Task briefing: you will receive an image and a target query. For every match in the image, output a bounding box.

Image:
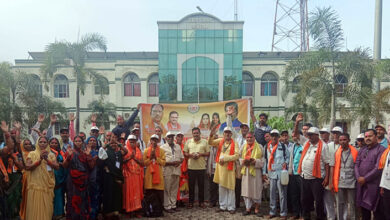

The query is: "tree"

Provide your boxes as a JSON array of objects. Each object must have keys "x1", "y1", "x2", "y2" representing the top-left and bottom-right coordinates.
[
  {"x1": 40, "y1": 33, "x2": 108, "y2": 133},
  {"x1": 267, "y1": 116, "x2": 294, "y2": 132},
  {"x1": 85, "y1": 100, "x2": 116, "y2": 129}
]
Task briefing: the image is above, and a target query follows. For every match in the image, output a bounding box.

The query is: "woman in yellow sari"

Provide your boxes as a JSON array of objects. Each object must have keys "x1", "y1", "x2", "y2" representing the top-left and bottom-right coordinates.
[
  {"x1": 19, "y1": 139, "x2": 34, "y2": 220},
  {"x1": 25, "y1": 136, "x2": 59, "y2": 220}
]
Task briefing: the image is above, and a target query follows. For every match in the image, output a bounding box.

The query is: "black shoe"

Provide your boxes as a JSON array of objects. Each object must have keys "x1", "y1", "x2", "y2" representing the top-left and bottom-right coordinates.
[{"x1": 242, "y1": 210, "x2": 250, "y2": 216}]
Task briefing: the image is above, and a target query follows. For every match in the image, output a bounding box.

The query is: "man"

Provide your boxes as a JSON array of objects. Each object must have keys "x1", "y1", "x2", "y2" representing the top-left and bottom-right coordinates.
[
  {"x1": 219, "y1": 102, "x2": 242, "y2": 133},
  {"x1": 288, "y1": 132, "x2": 303, "y2": 219},
  {"x1": 375, "y1": 124, "x2": 388, "y2": 148},
  {"x1": 161, "y1": 132, "x2": 184, "y2": 213},
  {"x1": 209, "y1": 126, "x2": 239, "y2": 214},
  {"x1": 354, "y1": 129, "x2": 385, "y2": 220},
  {"x1": 145, "y1": 104, "x2": 167, "y2": 140},
  {"x1": 264, "y1": 129, "x2": 289, "y2": 219},
  {"x1": 379, "y1": 144, "x2": 390, "y2": 220},
  {"x1": 183, "y1": 127, "x2": 210, "y2": 208},
  {"x1": 207, "y1": 132, "x2": 219, "y2": 207},
  {"x1": 297, "y1": 127, "x2": 329, "y2": 220},
  {"x1": 280, "y1": 130, "x2": 294, "y2": 154},
  {"x1": 356, "y1": 133, "x2": 365, "y2": 150},
  {"x1": 112, "y1": 103, "x2": 140, "y2": 139},
  {"x1": 59, "y1": 127, "x2": 73, "y2": 153},
  {"x1": 251, "y1": 104, "x2": 272, "y2": 147},
  {"x1": 143, "y1": 134, "x2": 166, "y2": 217},
  {"x1": 324, "y1": 126, "x2": 343, "y2": 220},
  {"x1": 329, "y1": 133, "x2": 358, "y2": 220},
  {"x1": 132, "y1": 127, "x2": 146, "y2": 153},
  {"x1": 320, "y1": 128, "x2": 330, "y2": 144},
  {"x1": 292, "y1": 113, "x2": 312, "y2": 146},
  {"x1": 166, "y1": 111, "x2": 181, "y2": 132}
]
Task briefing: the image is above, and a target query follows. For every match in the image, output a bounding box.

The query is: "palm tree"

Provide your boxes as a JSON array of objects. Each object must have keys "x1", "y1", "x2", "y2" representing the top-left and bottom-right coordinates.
[{"x1": 40, "y1": 33, "x2": 107, "y2": 133}]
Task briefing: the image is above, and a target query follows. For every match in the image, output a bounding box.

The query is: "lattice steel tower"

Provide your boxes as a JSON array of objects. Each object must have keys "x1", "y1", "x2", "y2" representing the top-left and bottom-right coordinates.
[{"x1": 271, "y1": 0, "x2": 309, "y2": 52}]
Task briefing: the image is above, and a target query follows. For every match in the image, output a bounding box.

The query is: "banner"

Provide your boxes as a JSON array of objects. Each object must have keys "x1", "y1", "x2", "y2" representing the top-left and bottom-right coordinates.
[{"x1": 140, "y1": 99, "x2": 249, "y2": 143}]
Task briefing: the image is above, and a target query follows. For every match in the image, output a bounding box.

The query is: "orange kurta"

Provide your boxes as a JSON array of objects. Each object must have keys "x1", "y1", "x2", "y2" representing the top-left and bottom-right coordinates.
[{"x1": 123, "y1": 143, "x2": 144, "y2": 212}]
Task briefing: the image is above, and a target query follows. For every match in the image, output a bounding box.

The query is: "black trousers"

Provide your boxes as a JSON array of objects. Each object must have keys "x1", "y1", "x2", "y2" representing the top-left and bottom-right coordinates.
[
  {"x1": 209, "y1": 174, "x2": 219, "y2": 205},
  {"x1": 301, "y1": 178, "x2": 325, "y2": 220},
  {"x1": 145, "y1": 189, "x2": 164, "y2": 217},
  {"x1": 361, "y1": 206, "x2": 384, "y2": 220},
  {"x1": 235, "y1": 178, "x2": 242, "y2": 208},
  {"x1": 188, "y1": 169, "x2": 205, "y2": 203},
  {"x1": 289, "y1": 175, "x2": 302, "y2": 217},
  {"x1": 380, "y1": 188, "x2": 390, "y2": 220}
]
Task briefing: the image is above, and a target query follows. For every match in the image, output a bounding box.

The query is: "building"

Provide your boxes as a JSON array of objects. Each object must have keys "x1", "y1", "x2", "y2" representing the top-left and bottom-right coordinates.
[{"x1": 13, "y1": 12, "x2": 377, "y2": 138}]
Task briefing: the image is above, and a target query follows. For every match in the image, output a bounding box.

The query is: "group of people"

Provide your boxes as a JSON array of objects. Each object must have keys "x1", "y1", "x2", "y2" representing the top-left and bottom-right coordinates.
[{"x1": 0, "y1": 101, "x2": 390, "y2": 220}]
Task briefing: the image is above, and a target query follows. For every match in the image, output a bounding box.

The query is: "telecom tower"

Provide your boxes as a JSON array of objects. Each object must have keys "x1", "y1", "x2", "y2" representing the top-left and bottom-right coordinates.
[{"x1": 271, "y1": 0, "x2": 309, "y2": 52}]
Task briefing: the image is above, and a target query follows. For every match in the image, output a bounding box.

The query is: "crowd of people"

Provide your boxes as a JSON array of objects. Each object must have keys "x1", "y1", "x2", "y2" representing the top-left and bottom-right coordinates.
[{"x1": 0, "y1": 101, "x2": 390, "y2": 220}]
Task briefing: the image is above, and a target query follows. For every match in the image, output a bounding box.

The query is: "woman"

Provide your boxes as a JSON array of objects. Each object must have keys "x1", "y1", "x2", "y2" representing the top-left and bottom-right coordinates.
[
  {"x1": 19, "y1": 139, "x2": 34, "y2": 220},
  {"x1": 25, "y1": 136, "x2": 59, "y2": 220},
  {"x1": 49, "y1": 137, "x2": 67, "y2": 219},
  {"x1": 63, "y1": 135, "x2": 96, "y2": 220},
  {"x1": 240, "y1": 132, "x2": 264, "y2": 216},
  {"x1": 85, "y1": 136, "x2": 100, "y2": 220},
  {"x1": 102, "y1": 134, "x2": 127, "y2": 219},
  {"x1": 122, "y1": 135, "x2": 144, "y2": 217},
  {"x1": 210, "y1": 112, "x2": 221, "y2": 131},
  {"x1": 198, "y1": 113, "x2": 211, "y2": 138}
]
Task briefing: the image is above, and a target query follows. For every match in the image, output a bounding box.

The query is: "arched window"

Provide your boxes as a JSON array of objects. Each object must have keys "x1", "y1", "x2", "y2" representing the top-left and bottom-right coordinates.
[
  {"x1": 31, "y1": 74, "x2": 43, "y2": 96},
  {"x1": 292, "y1": 76, "x2": 301, "y2": 93},
  {"x1": 94, "y1": 77, "x2": 109, "y2": 95},
  {"x1": 54, "y1": 75, "x2": 69, "y2": 98},
  {"x1": 123, "y1": 73, "x2": 141, "y2": 96},
  {"x1": 261, "y1": 72, "x2": 278, "y2": 96},
  {"x1": 242, "y1": 71, "x2": 254, "y2": 96},
  {"x1": 335, "y1": 74, "x2": 348, "y2": 97},
  {"x1": 148, "y1": 73, "x2": 159, "y2": 97}
]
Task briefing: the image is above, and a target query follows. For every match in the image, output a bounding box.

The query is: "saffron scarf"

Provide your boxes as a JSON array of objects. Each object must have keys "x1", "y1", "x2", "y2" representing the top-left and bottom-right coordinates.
[
  {"x1": 241, "y1": 142, "x2": 262, "y2": 176},
  {"x1": 215, "y1": 139, "x2": 235, "y2": 170},
  {"x1": 167, "y1": 122, "x2": 181, "y2": 130},
  {"x1": 267, "y1": 142, "x2": 279, "y2": 171},
  {"x1": 0, "y1": 157, "x2": 8, "y2": 183},
  {"x1": 147, "y1": 146, "x2": 161, "y2": 184},
  {"x1": 379, "y1": 147, "x2": 390, "y2": 169},
  {"x1": 333, "y1": 145, "x2": 358, "y2": 192},
  {"x1": 298, "y1": 140, "x2": 323, "y2": 178}
]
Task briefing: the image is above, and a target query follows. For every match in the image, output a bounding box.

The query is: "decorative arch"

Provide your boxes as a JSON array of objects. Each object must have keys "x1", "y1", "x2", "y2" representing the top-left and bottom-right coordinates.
[
  {"x1": 242, "y1": 71, "x2": 254, "y2": 96},
  {"x1": 123, "y1": 72, "x2": 141, "y2": 97},
  {"x1": 261, "y1": 72, "x2": 278, "y2": 96},
  {"x1": 148, "y1": 73, "x2": 159, "y2": 97},
  {"x1": 54, "y1": 74, "x2": 69, "y2": 98},
  {"x1": 30, "y1": 74, "x2": 43, "y2": 96},
  {"x1": 94, "y1": 77, "x2": 109, "y2": 95}
]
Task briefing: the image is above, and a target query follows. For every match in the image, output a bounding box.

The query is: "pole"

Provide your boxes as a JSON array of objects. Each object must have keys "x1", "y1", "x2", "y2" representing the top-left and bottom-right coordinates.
[
  {"x1": 197, "y1": 66, "x2": 200, "y2": 104},
  {"x1": 374, "y1": 0, "x2": 382, "y2": 91}
]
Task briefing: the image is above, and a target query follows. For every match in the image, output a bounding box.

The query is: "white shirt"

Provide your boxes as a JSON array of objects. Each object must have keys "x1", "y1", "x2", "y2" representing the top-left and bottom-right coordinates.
[
  {"x1": 301, "y1": 140, "x2": 329, "y2": 179},
  {"x1": 380, "y1": 152, "x2": 390, "y2": 190}
]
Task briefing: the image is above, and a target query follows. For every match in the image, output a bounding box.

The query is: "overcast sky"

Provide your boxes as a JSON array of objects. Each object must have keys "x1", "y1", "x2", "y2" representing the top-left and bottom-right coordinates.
[{"x1": 1, "y1": 0, "x2": 389, "y2": 64}]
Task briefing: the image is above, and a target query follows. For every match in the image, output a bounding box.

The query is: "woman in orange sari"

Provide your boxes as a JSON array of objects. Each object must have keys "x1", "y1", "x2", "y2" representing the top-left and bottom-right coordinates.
[
  {"x1": 19, "y1": 139, "x2": 34, "y2": 220},
  {"x1": 122, "y1": 135, "x2": 144, "y2": 217}
]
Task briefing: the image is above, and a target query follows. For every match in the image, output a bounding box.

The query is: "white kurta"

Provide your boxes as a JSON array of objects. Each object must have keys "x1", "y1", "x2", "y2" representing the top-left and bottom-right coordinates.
[{"x1": 240, "y1": 159, "x2": 264, "y2": 200}]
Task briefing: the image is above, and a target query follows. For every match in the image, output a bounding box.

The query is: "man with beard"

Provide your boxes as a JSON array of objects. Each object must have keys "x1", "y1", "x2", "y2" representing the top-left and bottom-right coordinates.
[{"x1": 375, "y1": 124, "x2": 388, "y2": 148}]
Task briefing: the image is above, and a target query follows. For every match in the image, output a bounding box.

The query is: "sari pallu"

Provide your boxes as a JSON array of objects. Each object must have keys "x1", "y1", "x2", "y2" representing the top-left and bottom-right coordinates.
[{"x1": 123, "y1": 143, "x2": 143, "y2": 212}]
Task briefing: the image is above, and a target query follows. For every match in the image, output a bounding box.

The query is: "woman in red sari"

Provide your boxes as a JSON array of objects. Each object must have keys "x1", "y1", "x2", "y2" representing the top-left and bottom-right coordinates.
[{"x1": 122, "y1": 135, "x2": 144, "y2": 217}]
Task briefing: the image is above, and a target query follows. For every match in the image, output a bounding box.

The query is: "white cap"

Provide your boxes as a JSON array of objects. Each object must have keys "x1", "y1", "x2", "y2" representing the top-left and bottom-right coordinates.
[
  {"x1": 132, "y1": 127, "x2": 140, "y2": 131},
  {"x1": 270, "y1": 129, "x2": 280, "y2": 135},
  {"x1": 150, "y1": 134, "x2": 159, "y2": 140},
  {"x1": 307, "y1": 127, "x2": 320, "y2": 135},
  {"x1": 127, "y1": 134, "x2": 137, "y2": 140},
  {"x1": 331, "y1": 126, "x2": 343, "y2": 133},
  {"x1": 223, "y1": 127, "x2": 232, "y2": 132},
  {"x1": 166, "y1": 131, "x2": 175, "y2": 137},
  {"x1": 357, "y1": 133, "x2": 364, "y2": 139},
  {"x1": 90, "y1": 126, "x2": 99, "y2": 131},
  {"x1": 176, "y1": 131, "x2": 184, "y2": 136},
  {"x1": 319, "y1": 128, "x2": 330, "y2": 133},
  {"x1": 240, "y1": 123, "x2": 249, "y2": 128}
]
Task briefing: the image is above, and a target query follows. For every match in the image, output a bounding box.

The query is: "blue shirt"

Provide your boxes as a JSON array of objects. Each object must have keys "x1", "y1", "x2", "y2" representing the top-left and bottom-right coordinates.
[
  {"x1": 292, "y1": 143, "x2": 303, "y2": 175},
  {"x1": 379, "y1": 138, "x2": 388, "y2": 149},
  {"x1": 219, "y1": 118, "x2": 242, "y2": 133},
  {"x1": 265, "y1": 142, "x2": 290, "y2": 179}
]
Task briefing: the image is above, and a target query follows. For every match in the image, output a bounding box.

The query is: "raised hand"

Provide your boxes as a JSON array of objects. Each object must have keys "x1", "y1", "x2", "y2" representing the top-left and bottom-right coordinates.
[
  {"x1": 13, "y1": 121, "x2": 22, "y2": 130},
  {"x1": 50, "y1": 114, "x2": 57, "y2": 125},
  {"x1": 137, "y1": 103, "x2": 141, "y2": 110},
  {"x1": 296, "y1": 112, "x2": 303, "y2": 122},
  {"x1": 210, "y1": 125, "x2": 218, "y2": 136},
  {"x1": 99, "y1": 126, "x2": 105, "y2": 135},
  {"x1": 69, "y1": 113, "x2": 76, "y2": 121},
  {"x1": 66, "y1": 147, "x2": 73, "y2": 156},
  {"x1": 90, "y1": 114, "x2": 97, "y2": 123},
  {"x1": 38, "y1": 113, "x2": 45, "y2": 123},
  {"x1": 85, "y1": 144, "x2": 91, "y2": 155},
  {"x1": 1, "y1": 121, "x2": 9, "y2": 133}
]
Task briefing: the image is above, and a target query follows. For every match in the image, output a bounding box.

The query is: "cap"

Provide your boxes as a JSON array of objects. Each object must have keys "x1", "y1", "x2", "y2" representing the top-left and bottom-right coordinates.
[
  {"x1": 176, "y1": 131, "x2": 184, "y2": 136},
  {"x1": 150, "y1": 134, "x2": 159, "y2": 140},
  {"x1": 166, "y1": 131, "x2": 175, "y2": 137},
  {"x1": 131, "y1": 127, "x2": 140, "y2": 131},
  {"x1": 90, "y1": 126, "x2": 99, "y2": 131},
  {"x1": 127, "y1": 134, "x2": 137, "y2": 140},
  {"x1": 331, "y1": 126, "x2": 343, "y2": 133},
  {"x1": 307, "y1": 127, "x2": 320, "y2": 135},
  {"x1": 319, "y1": 128, "x2": 330, "y2": 133},
  {"x1": 223, "y1": 127, "x2": 232, "y2": 132},
  {"x1": 357, "y1": 133, "x2": 364, "y2": 139},
  {"x1": 375, "y1": 124, "x2": 386, "y2": 132},
  {"x1": 270, "y1": 129, "x2": 280, "y2": 135},
  {"x1": 240, "y1": 123, "x2": 249, "y2": 128},
  {"x1": 60, "y1": 127, "x2": 69, "y2": 132}
]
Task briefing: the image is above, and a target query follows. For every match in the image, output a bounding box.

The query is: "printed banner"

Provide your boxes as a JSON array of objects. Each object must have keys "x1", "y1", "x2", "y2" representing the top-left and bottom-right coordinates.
[{"x1": 140, "y1": 99, "x2": 250, "y2": 143}]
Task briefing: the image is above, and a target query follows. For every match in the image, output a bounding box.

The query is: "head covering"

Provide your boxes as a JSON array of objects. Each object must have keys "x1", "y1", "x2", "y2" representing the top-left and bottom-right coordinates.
[
  {"x1": 375, "y1": 124, "x2": 386, "y2": 132},
  {"x1": 176, "y1": 131, "x2": 184, "y2": 136},
  {"x1": 150, "y1": 134, "x2": 159, "y2": 140},
  {"x1": 90, "y1": 126, "x2": 99, "y2": 131},
  {"x1": 127, "y1": 134, "x2": 137, "y2": 140},
  {"x1": 320, "y1": 128, "x2": 330, "y2": 133},
  {"x1": 331, "y1": 126, "x2": 343, "y2": 133},
  {"x1": 357, "y1": 133, "x2": 364, "y2": 139},
  {"x1": 270, "y1": 129, "x2": 280, "y2": 135},
  {"x1": 240, "y1": 123, "x2": 249, "y2": 128},
  {"x1": 223, "y1": 127, "x2": 232, "y2": 132},
  {"x1": 166, "y1": 131, "x2": 175, "y2": 138},
  {"x1": 86, "y1": 136, "x2": 97, "y2": 144},
  {"x1": 307, "y1": 127, "x2": 320, "y2": 135}
]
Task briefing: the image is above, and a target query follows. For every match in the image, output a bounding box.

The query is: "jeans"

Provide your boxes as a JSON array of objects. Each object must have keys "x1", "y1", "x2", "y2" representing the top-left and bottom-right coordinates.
[
  {"x1": 335, "y1": 188, "x2": 356, "y2": 220},
  {"x1": 270, "y1": 178, "x2": 288, "y2": 217}
]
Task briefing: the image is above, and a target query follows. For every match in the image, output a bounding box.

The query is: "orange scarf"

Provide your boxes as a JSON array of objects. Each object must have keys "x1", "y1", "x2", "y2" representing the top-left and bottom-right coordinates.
[
  {"x1": 167, "y1": 122, "x2": 181, "y2": 130},
  {"x1": 147, "y1": 146, "x2": 161, "y2": 184},
  {"x1": 379, "y1": 147, "x2": 390, "y2": 169},
  {"x1": 215, "y1": 139, "x2": 235, "y2": 170},
  {"x1": 267, "y1": 142, "x2": 279, "y2": 171},
  {"x1": 333, "y1": 145, "x2": 358, "y2": 192},
  {"x1": 0, "y1": 157, "x2": 9, "y2": 183},
  {"x1": 244, "y1": 143, "x2": 255, "y2": 160},
  {"x1": 298, "y1": 140, "x2": 323, "y2": 178}
]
